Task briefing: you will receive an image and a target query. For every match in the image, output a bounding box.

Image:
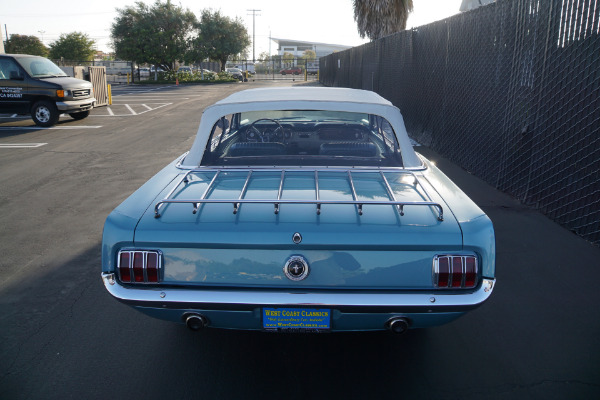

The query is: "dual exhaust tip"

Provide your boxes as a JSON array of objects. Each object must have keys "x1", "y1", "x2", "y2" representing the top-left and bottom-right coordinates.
[{"x1": 185, "y1": 314, "x2": 409, "y2": 333}]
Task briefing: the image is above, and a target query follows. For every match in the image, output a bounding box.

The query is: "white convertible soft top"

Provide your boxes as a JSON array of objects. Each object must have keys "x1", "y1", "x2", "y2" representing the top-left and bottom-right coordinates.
[
  {"x1": 214, "y1": 87, "x2": 393, "y2": 106},
  {"x1": 182, "y1": 87, "x2": 421, "y2": 168}
]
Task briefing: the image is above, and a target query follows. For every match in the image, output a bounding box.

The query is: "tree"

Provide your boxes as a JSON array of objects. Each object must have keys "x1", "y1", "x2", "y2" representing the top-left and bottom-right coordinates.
[
  {"x1": 258, "y1": 51, "x2": 271, "y2": 62},
  {"x1": 192, "y1": 9, "x2": 251, "y2": 71},
  {"x1": 49, "y1": 32, "x2": 96, "y2": 61},
  {"x1": 353, "y1": 0, "x2": 414, "y2": 40},
  {"x1": 282, "y1": 52, "x2": 294, "y2": 66},
  {"x1": 301, "y1": 49, "x2": 317, "y2": 61},
  {"x1": 5, "y1": 34, "x2": 48, "y2": 57},
  {"x1": 111, "y1": 0, "x2": 197, "y2": 71}
]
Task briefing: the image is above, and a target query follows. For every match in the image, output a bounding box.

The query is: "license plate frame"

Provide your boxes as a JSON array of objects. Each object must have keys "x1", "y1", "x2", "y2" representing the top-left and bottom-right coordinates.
[{"x1": 262, "y1": 307, "x2": 331, "y2": 332}]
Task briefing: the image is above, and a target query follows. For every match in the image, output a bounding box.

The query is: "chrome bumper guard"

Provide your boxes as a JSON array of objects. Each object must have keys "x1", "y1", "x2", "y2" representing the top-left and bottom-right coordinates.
[{"x1": 102, "y1": 273, "x2": 495, "y2": 313}]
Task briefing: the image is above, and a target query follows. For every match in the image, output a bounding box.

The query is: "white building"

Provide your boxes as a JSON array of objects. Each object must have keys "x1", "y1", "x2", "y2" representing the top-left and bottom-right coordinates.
[
  {"x1": 271, "y1": 38, "x2": 352, "y2": 58},
  {"x1": 460, "y1": 0, "x2": 496, "y2": 11}
]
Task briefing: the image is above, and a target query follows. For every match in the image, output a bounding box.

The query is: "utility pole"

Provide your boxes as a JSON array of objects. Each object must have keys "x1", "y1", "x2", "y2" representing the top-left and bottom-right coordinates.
[
  {"x1": 247, "y1": 9, "x2": 261, "y2": 62},
  {"x1": 38, "y1": 30, "x2": 45, "y2": 46}
]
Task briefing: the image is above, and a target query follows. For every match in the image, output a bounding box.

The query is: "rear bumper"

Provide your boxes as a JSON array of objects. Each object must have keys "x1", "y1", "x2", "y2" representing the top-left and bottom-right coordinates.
[
  {"x1": 102, "y1": 273, "x2": 495, "y2": 330},
  {"x1": 56, "y1": 97, "x2": 96, "y2": 112}
]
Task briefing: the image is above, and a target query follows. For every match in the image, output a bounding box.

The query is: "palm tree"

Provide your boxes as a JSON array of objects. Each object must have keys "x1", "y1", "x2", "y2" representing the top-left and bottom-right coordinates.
[{"x1": 353, "y1": 0, "x2": 414, "y2": 40}]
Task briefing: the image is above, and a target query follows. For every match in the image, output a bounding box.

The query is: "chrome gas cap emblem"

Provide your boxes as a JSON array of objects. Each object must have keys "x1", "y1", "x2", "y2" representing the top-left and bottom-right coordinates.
[
  {"x1": 283, "y1": 255, "x2": 310, "y2": 281},
  {"x1": 292, "y1": 232, "x2": 302, "y2": 244}
]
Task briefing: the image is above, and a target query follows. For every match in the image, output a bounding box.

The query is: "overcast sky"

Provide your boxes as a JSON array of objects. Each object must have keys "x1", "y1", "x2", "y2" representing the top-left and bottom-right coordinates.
[{"x1": 1, "y1": 0, "x2": 463, "y2": 54}]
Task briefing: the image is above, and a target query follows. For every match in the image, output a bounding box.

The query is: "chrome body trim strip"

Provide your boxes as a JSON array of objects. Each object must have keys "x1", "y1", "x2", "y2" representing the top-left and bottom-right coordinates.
[{"x1": 102, "y1": 273, "x2": 495, "y2": 312}]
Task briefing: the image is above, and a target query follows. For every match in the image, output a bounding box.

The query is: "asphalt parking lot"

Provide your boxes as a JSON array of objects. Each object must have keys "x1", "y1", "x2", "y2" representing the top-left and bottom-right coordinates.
[{"x1": 0, "y1": 80, "x2": 598, "y2": 400}]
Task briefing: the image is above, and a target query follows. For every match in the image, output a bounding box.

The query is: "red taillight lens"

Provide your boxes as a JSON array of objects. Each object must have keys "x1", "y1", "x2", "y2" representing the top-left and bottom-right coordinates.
[
  {"x1": 146, "y1": 252, "x2": 159, "y2": 283},
  {"x1": 437, "y1": 256, "x2": 450, "y2": 288},
  {"x1": 133, "y1": 252, "x2": 144, "y2": 282},
  {"x1": 117, "y1": 250, "x2": 161, "y2": 284},
  {"x1": 119, "y1": 252, "x2": 131, "y2": 283},
  {"x1": 451, "y1": 257, "x2": 463, "y2": 288},
  {"x1": 464, "y1": 257, "x2": 477, "y2": 288},
  {"x1": 434, "y1": 255, "x2": 478, "y2": 289}
]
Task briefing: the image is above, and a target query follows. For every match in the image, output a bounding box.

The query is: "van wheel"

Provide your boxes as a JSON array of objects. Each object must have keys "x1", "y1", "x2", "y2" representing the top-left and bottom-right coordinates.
[
  {"x1": 31, "y1": 100, "x2": 59, "y2": 127},
  {"x1": 69, "y1": 110, "x2": 90, "y2": 120}
]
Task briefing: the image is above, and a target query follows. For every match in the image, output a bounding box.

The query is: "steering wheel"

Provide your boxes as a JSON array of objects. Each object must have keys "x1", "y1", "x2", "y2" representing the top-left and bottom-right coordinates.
[{"x1": 247, "y1": 118, "x2": 284, "y2": 142}]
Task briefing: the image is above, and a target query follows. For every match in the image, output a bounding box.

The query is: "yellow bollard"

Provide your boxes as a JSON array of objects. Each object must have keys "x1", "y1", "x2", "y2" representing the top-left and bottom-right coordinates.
[
  {"x1": 127, "y1": 73, "x2": 130, "y2": 85},
  {"x1": 108, "y1": 84, "x2": 112, "y2": 105}
]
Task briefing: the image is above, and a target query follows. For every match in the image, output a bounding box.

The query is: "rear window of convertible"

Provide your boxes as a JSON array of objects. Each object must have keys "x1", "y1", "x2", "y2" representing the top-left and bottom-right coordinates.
[{"x1": 200, "y1": 110, "x2": 403, "y2": 167}]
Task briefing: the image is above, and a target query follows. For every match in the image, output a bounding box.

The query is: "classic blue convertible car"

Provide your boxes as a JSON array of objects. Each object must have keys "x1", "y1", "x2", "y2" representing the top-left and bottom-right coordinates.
[{"x1": 102, "y1": 87, "x2": 495, "y2": 333}]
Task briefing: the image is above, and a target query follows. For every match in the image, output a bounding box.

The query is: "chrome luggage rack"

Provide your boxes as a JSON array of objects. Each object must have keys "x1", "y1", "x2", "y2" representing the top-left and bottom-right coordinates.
[{"x1": 154, "y1": 169, "x2": 444, "y2": 221}]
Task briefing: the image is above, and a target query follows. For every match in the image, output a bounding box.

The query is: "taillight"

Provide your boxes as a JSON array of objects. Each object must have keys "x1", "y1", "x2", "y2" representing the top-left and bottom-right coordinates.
[
  {"x1": 146, "y1": 252, "x2": 159, "y2": 283},
  {"x1": 437, "y1": 256, "x2": 450, "y2": 287},
  {"x1": 433, "y1": 255, "x2": 478, "y2": 289},
  {"x1": 451, "y1": 257, "x2": 463, "y2": 287},
  {"x1": 119, "y1": 252, "x2": 131, "y2": 282},
  {"x1": 464, "y1": 257, "x2": 477, "y2": 287},
  {"x1": 133, "y1": 252, "x2": 144, "y2": 282},
  {"x1": 118, "y1": 250, "x2": 162, "y2": 284}
]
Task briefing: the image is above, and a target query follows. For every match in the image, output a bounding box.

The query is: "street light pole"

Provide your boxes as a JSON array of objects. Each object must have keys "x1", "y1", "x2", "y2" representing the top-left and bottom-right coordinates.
[{"x1": 247, "y1": 9, "x2": 261, "y2": 63}]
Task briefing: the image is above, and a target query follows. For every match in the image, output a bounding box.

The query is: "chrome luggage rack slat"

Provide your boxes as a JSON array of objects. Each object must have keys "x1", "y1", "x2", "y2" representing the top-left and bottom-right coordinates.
[{"x1": 154, "y1": 168, "x2": 444, "y2": 221}]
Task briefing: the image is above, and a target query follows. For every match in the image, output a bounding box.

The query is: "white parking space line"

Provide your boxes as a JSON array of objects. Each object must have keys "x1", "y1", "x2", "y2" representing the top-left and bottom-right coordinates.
[
  {"x1": 0, "y1": 115, "x2": 29, "y2": 120},
  {"x1": 0, "y1": 125, "x2": 102, "y2": 130},
  {"x1": 112, "y1": 94, "x2": 175, "y2": 98},
  {"x1": 94, "y1": 102, "x2": 171, "y2": 117},
  {"x1": 0, "y1": 143, "x2": 48, "y2": 148},
  {"x1": 125, "y1": 104, "x2": 137, "y2": 115}
]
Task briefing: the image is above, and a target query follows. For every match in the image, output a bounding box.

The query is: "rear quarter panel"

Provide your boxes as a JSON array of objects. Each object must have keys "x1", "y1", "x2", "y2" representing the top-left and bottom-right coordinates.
[
  {"x1": 418, "y1": 154, "x2": 496, "y2": 278},
  {"x1": 101, "y1": 155, "x2": 185, "y2": 273}
]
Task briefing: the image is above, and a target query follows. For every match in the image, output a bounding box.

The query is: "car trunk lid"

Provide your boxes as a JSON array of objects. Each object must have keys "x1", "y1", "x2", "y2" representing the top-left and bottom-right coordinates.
[{"x1": 133, "y1": 169, "x2": 463, "y2": 288}]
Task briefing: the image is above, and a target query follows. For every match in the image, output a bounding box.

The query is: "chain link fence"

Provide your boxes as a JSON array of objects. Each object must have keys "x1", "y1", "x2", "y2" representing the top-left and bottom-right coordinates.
[
  {"x1": 320, "y1": 0, "x2": 600, "y2": 246},
  {"x1": 229, "y1": 58, "x2": 319, "y2": 80}
]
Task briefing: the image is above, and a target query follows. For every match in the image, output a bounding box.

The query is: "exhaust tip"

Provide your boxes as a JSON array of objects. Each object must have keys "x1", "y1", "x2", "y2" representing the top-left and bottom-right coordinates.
[
  {"x1": 386, "y1": 317, "x2": 409, "y2": 334},
  {"x1": 185, "y1": 314, "x2": 208, "y2": 331}
]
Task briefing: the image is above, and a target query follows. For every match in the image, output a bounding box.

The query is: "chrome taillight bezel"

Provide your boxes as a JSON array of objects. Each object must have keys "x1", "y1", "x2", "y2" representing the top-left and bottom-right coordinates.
[
  {"x1": 117, "y1": 249, "x2": 163, "y2": 284},
  {"x1": 433, "y1": 254, "x2": 479, "y2": 289}
]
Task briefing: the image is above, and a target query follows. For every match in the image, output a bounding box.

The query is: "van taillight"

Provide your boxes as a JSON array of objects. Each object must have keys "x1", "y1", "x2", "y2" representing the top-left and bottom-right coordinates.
[
  {"x1": 118, "y1": 250, "x2": 162, "y2": 283},
  {"x1": 433, "y1": 255, "x2": 478, "y2": 289}
]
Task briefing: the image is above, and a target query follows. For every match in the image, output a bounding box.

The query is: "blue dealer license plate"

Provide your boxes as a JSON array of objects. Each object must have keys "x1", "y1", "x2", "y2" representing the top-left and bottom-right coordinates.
[{"x1": 263, "y1": 308, "x2": 331, "y2": 331}]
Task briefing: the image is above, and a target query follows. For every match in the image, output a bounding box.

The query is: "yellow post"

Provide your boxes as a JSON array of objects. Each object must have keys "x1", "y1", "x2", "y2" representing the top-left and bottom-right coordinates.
[
  {"x1": 108, "y1": 84, "x2": 112, "y2": 105},
  {"x1": 127, "y1": 73, "x2": 130, "y2": 85}
]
